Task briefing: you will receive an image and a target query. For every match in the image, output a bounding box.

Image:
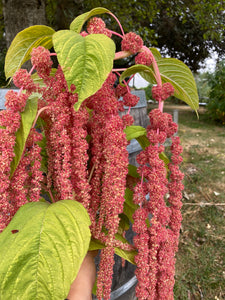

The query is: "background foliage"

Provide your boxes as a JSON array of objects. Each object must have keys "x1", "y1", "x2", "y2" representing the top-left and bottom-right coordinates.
[
  {"x1": 46, "y1": 0, "x2": 225, "y2": 71},
  {"x1": 0, "y1": 0, "x2": 225, "y2": 80},
  {"x1": 206, "y1": 60, "x2": 225, "y2": 124}
]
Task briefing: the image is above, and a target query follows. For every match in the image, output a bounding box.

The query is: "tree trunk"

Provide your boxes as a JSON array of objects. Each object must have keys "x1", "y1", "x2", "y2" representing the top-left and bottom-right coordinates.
[
  {"x1": 55, "y1": 0, "x2": 84, "y2": 30},
  {"x1": 2, "y1": 0, "x2": 47, "y2": 48}
]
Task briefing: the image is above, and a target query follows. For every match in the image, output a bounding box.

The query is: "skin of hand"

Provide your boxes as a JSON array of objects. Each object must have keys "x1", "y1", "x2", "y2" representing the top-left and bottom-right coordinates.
[{"x1": 66, "y1": 250, "x2": 98, "y2": 300}]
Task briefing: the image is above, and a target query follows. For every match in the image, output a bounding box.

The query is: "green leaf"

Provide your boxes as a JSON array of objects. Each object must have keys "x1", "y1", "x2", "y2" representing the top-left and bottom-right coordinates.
[
  {"x1": 159, "y1": 152, "x2": 170, "y2": 170},
  {"x1": 89, "y1": 239, "x2": 105, "y2": 251},
  {"x1": 120, "y1": 65, "x2": 155, "y2": 85},
  {"x1": 5, "y1": 25, "x2": 55, "y2": 79},
  {"x1": 156, "y1": 58, "x2": 199, "y2": 111},
  {"x1": 120, "y1": 59, "x2": 199, "y2": 111},
  {"x1": 115, "y1": 248, "x2": 137, "y2": 265},
  {"x1": 118, "y1": 213, "x2": 130, "y2": 234},
  {"x1": 150, "y1": 47, "x2": 162, "y2": 60},
  {"x1": 37, "y1": 133, "x2": 48, "y2": 174},
  {"x1": 10, "y1": 95, "x2": 38, "y2": 177},
  {"x1": 89, "y1": 237, "x2": 136, "y2": 265},
  {"x1": 52, "y1": 30, "x2": 115, "y2": 110},
  {"x1": 0, "y1": 200, "x2": 91, "y2": 300},
  {"x1": 140, "y1": 58, "x2": 199, "y2": 111},
  {"x1": 114, "y1": 232, "x2": 137, "y2": 265},
  {"x1": 123, "y1": 188, "x2": 138, "y2": 223},
  {"x1": 136, "y1": 135, "x2": 150, "y2": 149},
  {"x1": 124, "y1": 125, "x2": 147, "y2": 141},
  {"x1": 70, "y1": 7, "x2": 111, "y2": 33},
  {"x1": 128, "y1": 164, "x2": 140, "y2": 178}
]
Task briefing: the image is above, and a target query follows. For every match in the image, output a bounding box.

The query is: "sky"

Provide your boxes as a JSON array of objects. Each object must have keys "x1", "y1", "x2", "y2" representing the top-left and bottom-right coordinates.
[
  {"x1": 129, "y1": 73, "x2": 149, "y2": 89},
  {"x1": 198, "y1": 53, "x2": 218, "y2": 74}
]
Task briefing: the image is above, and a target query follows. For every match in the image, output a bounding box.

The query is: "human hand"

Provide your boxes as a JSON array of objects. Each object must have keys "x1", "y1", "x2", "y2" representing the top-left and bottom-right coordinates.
[{"x1": 66, "y1": 250, "x2": 98, "y2": 300}]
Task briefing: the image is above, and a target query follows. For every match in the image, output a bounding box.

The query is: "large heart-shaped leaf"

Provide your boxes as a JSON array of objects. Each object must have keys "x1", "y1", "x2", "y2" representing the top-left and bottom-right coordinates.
[
  {"x1": 0, "y1": 200, "x2": 91, "y2": 300},
  {"x1": 5, "y1": 25, "x2": 55, "y2": 79},
  {"x1": 53, "y1": 30, "x2": 115, "y2": 110},
  {"x1": 70, "y1": 7, "x2": 110, "y2": 33},
  {"x1": 10, "y1": 94, "x2": 38, "y2": 177},
  {"x1": 120, "y1": 57, "x2": 199, "y2": 111},
  {"x1": 154, "y1": 58, "x2": 199, "y2": 111}
]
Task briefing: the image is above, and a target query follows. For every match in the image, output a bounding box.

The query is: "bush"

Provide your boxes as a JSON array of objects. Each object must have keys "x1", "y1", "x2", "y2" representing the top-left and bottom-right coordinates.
[
  {"x1": 194, "y1": 72, "x2": 210, "y2": 103},
  {"x1": 207, "y1": 60, "x2": 225, "y2": 124}
]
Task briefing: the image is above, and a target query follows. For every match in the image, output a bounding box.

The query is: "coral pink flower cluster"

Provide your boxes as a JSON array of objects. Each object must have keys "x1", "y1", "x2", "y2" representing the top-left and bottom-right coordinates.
[
  {"x1": 135, "y1": 46, "x2": 154, "y2": 66},
  {"x1": 86, "y1": 17, "x2": 112, "y2": 38},
  {"x1": 132, "y1": 108, "x2": 183, "y2": 299},
  {"x1": 121, "y1": 32, "x2": 143, "y2": 54},
  {"x1": 0, "y1": 113, "x2": 20, "y2": 231},
  {"x1": 1, "y1": 44, "x2": 133, "y2": 299},
  {"x1": 32, "y1": 48, "x2": 91, "y2": 207},
  {"x1": 152, "y1": 82, "x2": 175, "y2": 102},
  {"x1": 0, "y1": 47, "x2": 91, "y2": 231},
  {"x1": 0, "y1": 65, "x2": 40, "y2": 231},
  {"x1": 0, "y1": 18, "x2": 185, "y2": 300},
  {"x1": 85, "y1": 72, "x2": 131, "y2": 299}
]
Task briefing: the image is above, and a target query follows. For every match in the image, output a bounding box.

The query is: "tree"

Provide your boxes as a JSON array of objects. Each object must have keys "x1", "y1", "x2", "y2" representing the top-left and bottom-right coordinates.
[
  {"x1": 2, "y1": 0, "x2": 47, "y2": 48},
  {"x1": 1, "y1": 0, "x2": 225, "y2": 72},
  {"x1": 46, "y1": 0, "x2": 84, "y2": 30},
  {"x1": 150, "y1": 0, "x2": 225, "y2": 71},
  {"x1": 206, "y1": 60, "x2": 225, "y2": 124},
  {"x1": 84, "y1": 0, "x2": 225, "y2": 71}
]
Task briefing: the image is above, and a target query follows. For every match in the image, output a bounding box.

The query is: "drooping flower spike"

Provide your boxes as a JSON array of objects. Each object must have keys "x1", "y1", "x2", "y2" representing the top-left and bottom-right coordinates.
[{"x1": 0, "y1": 13, "x2": 185, "y2": 300}]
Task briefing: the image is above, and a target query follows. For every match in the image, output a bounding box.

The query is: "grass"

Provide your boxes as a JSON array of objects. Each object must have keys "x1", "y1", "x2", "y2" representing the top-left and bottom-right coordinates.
[{"x1": 160, "y1": 105, "x2": 225, "y2": 300}]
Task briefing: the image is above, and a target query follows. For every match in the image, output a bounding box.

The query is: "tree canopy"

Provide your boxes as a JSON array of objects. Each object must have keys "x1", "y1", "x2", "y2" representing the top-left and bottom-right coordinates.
[
  {"x1": 83, "y1": 0, "x2": 225, "y2": 71},
  {"x1": 1, "y1": 0, "x2": 225, "y2": 72}
]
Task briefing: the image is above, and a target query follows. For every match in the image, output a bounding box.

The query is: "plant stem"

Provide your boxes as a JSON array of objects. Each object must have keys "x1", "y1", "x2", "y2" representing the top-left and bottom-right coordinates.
[
  {"x1": 108, "y1": 30, "x2": 123, "y2": 39},
  {"x1": 112, "y1": 68, "x2": 127, "y2": 72},
  {"x1": 114, "y1": 51, "x2": 132, "y2": 60},
  {"x1": 31, "y1": 106, "x2": 49, "y2": 129},
  {"x1": 88, "y1": 163, "x2": 95, "y2": 183},
  {"x1": 48, "y1": 188, "x2": 56, "y2": 203},
  {"x1": 107, "y1": 12, "x2": 125, "y2": 36}
]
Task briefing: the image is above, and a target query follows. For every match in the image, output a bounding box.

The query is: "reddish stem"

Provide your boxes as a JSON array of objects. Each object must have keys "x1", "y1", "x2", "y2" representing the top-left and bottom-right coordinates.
[
  {"x1": 127, "y1": 74, "x2": 135, "y2": 85},
  {"x1": 114, "y1": 50, "x2": 132, "y2": 60},
  {"x1": 29, "y1": 65, "x2": 36, "y2": 75},
  {"x1": 112, "y1": 68, "x2": 127, "y2": 72},
  {"x1": 108, "y1": 30, "x2": 123, "y2": 39},
  {"x1": 158, "y1": 100, "x2": 164, "y2": 112},
  {"x1": 142, "y1": 46, "x2": 164, "y2": 112},
  {"x1": 48, "y1": 188, "x2": 56, "y2": 203},
  {"x1": 88, "y1": 163, "x2": 95, "y2": 183},
  {"x1": 107, "y1": 12, "x2": 125, "y2": 36},
  {"x1": 32, "y1": 106, "x2": 50, "y2": 129}
]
